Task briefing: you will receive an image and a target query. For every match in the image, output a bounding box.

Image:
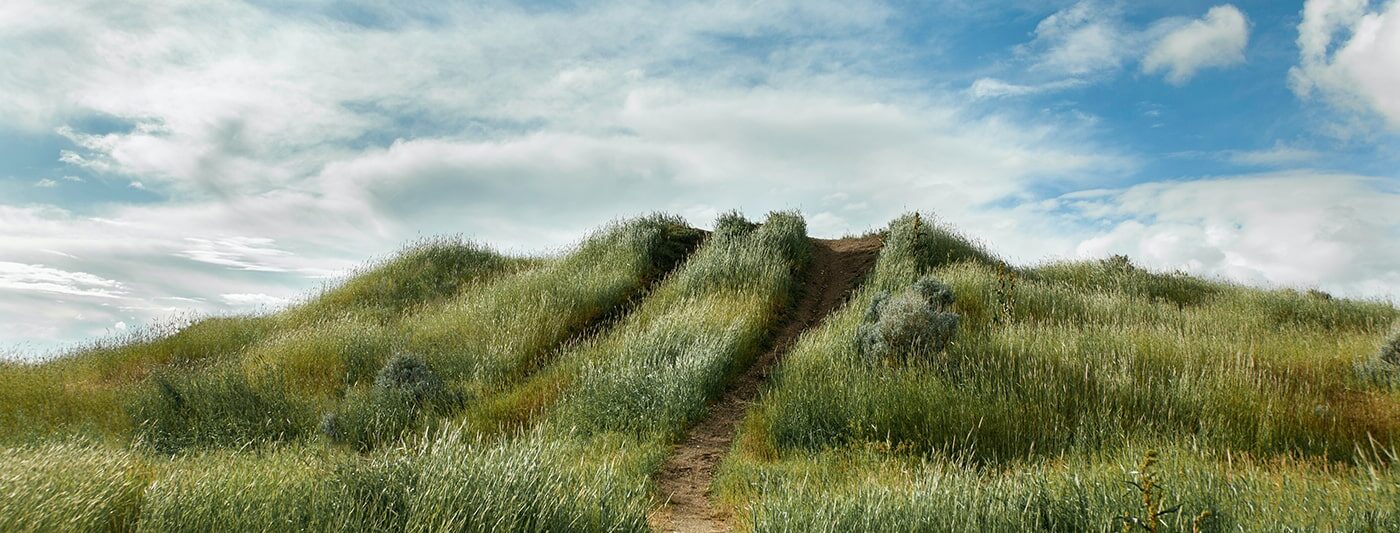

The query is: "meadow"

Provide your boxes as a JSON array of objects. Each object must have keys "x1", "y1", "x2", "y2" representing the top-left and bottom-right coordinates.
[
  {"x1": 2, "y1": 211, "x2": 1398, "y2": 532},
  {"x1": 719, "y1": 215, "x2": 1400, "y2": 531}
]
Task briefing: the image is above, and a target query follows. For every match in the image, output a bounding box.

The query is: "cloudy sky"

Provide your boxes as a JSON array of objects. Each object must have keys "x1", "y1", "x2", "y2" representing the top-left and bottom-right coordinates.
[{"x1": 2, "y1": 0, "x2": 1398, "y2": 356}]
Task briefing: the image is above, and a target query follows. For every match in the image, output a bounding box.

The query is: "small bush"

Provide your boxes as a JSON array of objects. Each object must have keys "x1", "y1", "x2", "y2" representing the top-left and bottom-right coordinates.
[
  {"x1": 1380, "y1": 324, "x2": 1400, "y2": 366},
  {"x1": 323, "y1": 354, "x2": 457, "y2": 450},
  {"x1": 912, "y1": 277, "x2": 955, "y2": 310},
  {"x1": 858, "y1": 276, "x2": 960, "y2": 365},
  {"x1": 375, "y1": 354, "x2": 449, "y2": 405},
  {"x1": 1353, "y1": 358, "x2": 1400, "y2": 389}
]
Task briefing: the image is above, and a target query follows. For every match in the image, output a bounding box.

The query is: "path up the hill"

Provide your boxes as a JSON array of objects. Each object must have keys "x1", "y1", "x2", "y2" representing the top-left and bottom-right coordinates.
[{"x1": 649, "y1": 236, "x2": 883, "y2": 533}]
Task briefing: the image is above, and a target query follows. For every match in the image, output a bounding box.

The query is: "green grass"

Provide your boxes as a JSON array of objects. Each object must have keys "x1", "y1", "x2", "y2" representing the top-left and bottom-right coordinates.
[
  {"x1": 548, "y1": 211, "x2": 810, "y2": 439},
  {"x1": 738, "y1": 444, "x2": 1400, "y2": 532},
  {"x1": 719, "y1": 213, "x2": 1400, "y2": 530},
  {"x1": 402, "y1": 210, "x2": 812, "y2": 530},
  {"x1": 316, "y1": 214, "x2": 702, "y2": 450},
  {"x1": 4, "y1": 210, "x2": 1399, "y2": 531},
  {"x1": 406, "y1": 429, "x2": 657, "y2": 532},
  {"x1": 0, "y1": 442, "x2": 149, "y2": 532},
  {"x1": 0, "y1": 238, "x2": 519, "y2": 445}
]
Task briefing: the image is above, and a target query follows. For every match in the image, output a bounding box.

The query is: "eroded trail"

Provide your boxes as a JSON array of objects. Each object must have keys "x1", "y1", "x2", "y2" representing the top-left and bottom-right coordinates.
[{"x1": 649, "y1": 236, "x2": 882, "y2": 533}]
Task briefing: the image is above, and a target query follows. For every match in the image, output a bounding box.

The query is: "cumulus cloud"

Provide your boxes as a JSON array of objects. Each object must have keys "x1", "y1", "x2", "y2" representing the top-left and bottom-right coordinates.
[
  {"x1": 997, "y1": 3, "x2": 1250, "y2": 95},
  {"x1": 1066, "y1": 172, "x2": 1400, "y2": 299},
  {"x1": 1022, "y1": 2, "x2": 1133, "y2": 77},
  {"x1": 0, "y1": 0, "x2": 1139, "y2": 353},
  {"x1": 0, "y1": 0, "x2": 1392, "y2": 356},
  {"x1": 33, "y1": 178, "x2": 58, "y2": 188},
  {"x1": 1143, "y1": 5, "x2": 1249, "y2": 85},
  {"x1": 1290, "y1": 0, "x2": 1400, "y2": 128}
]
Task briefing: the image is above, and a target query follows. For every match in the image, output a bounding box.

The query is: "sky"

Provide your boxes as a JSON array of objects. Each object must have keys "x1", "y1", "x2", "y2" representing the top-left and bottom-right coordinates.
[{"x1": 1, "y1": 0, "x2": 1398, "y2": 357}]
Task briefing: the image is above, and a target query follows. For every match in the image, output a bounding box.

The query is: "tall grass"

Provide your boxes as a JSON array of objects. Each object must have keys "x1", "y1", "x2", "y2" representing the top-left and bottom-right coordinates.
[
  {"x1": 751, "y1": 214, "x2": 1399, "y2": 463},
  {"x1": 135, "y1": 445, "x2": 417, "y2": 532},
  {"x1": 0, "y1": 238, "x2": 518, "y2": 445},
  {"x1": 739, "y1": 444, "x2": 1400, "y2": 532},
  {"x1": 405, "y1": 429, "x2": 657, "y2": 532},
  {"x1": 6, "y1": 211, "x2": 1397, "y2": 530},
  {"x1": 282, "y1": 237, "x2": 517, "y2": 326},
  {"x1": 551, "y1": 211, "x2": 810, "y2": 440},
  {"x1": 404, "y1": 215, "x2": 701, "y2": 389},
  {"x1": 0, "y1": 443, "x2": 149, "y2": 532},
  {"x1": 128, "y1": 365, "x2": 314, "y2": 453},
  {"x1": 720, "y1": 212, "x2": 1400, "y2": 529},
  {"x1": 317, "y1": 215, "x2": 702, "y2": 450},
  {"x1": 398, "y1": 211, "x2": 810, "y2": 530}
]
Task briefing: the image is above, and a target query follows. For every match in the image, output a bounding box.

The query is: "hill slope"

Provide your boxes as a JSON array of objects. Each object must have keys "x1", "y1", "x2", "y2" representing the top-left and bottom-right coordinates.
[{"x1": 2, "y1": 211, "x2": 1399, "y2": 532}]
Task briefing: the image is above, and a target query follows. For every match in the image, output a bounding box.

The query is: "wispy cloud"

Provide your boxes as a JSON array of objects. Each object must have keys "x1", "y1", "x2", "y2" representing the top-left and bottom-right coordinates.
[
  {"x1": 967, "y1": 77, "x2": 1086, "y2": 99},
  {"x1": 221, "y1": 292, "x2": 291, "y2": 309},
  {"x1": 0, "y1": 261, "x2": 126, "y2": 299},
  {"x1": 1224, "y1": 146, "x2": 1321, "y2": 167}
]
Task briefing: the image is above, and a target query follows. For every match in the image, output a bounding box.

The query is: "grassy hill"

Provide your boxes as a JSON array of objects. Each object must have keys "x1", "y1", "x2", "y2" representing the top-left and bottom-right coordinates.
[{"x1": 2, "y1": 211, "x2": 1398, "y2": 532}]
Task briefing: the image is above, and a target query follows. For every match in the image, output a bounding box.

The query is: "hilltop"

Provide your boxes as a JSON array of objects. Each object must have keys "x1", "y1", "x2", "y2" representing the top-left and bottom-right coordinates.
[{"x1": 2, "y1": 211, "x2": 1399, "y2": 532}]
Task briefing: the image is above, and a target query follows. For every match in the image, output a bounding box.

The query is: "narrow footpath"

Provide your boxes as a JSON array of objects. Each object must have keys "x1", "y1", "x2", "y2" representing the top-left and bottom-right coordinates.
[{"x1": 649, "y1": 236, "x2": 883, "y2": 533}]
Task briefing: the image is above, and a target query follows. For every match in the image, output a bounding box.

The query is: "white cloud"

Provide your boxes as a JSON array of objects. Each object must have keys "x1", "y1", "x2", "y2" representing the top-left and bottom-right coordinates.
[
  {"x1": 0, "y1": 261, "x2": 126, "y2": 299},
  {"x1": 33, "y1": 178, "x2": 58, "y2": 188},
  {"x1": 1223, "y1": 145, "x2": 1321, "y2": 166},
  {"x1": 1067, "y1": 172, "x2": 1400, "y2": 299},
  {"x1": 1143, "y1": 5, "x2": 1249, "y2": 85},
  {"x1": 1290, "y1": 0, "x2": 1400, "y2": 128},
  {"x1": 220, "y1": 293, "x2": 291, "y2": 309},
  {"x1": 0, "y1": 0, "x2": 1393, "y2": 356},
  {"x1": 178, "y1": 237, "x2": 294, "y2": 273},
  {"x1": 967, "y1": 77, "x2": 1086, "y2": 99},
  {"x1": 1002, "y1": 3, "x2": 1249, "y2": 93},
  {"x1": 1023, "y1": 2, "x2": 1133, "y2": 77}
]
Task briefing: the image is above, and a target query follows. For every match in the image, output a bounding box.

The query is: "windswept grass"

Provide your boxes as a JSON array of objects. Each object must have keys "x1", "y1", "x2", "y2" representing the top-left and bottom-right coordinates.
[
  {"x1": 406, "y1": 429, "x2": 657, "y2": 532},
  {"x1": 403, "y1": 211, "x2": 811, "y2": 530},
  {"x1": 0, "y1": 442, "x2": 149, "y2": 532},
  {"x1": 317, "y1": 214, "x2": 702, "y2": 450},
  {"x1": 283, "y1": 238, "x2": 517, "y2": 327},
  {"x1": 136, "y1": 445, "x2": 419, "y2": 532},
  {"x1": 550, "y1": 211, "x2": 810, "y2": 440},
  {"x1": 0, "y1": 238, "x2": 518, "y2": 445},
  {"x1": 404, "y1": 215, "x2": 702, "y2": 389},
  {"x1": 739, "y1": 444, "x2": 1400, "y2": 532},
  {"x1": 720, "y1": 213, "x2": 1400, "y2": 529},
  {"x1": 4, "y1": 210, "x2": 1397, "y2": 531}
]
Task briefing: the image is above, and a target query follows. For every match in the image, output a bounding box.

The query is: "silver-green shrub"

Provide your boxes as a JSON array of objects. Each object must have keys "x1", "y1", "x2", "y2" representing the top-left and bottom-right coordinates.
[
  {"x1": 1380, "y1": 324, "x2": 1400, "y2": 366},
  {"x1": 858, "y1": 276, "x2": 959, "y2": 364},
  {"x1": 323, "y1": 354, "x2": 455, "y2": 450}
]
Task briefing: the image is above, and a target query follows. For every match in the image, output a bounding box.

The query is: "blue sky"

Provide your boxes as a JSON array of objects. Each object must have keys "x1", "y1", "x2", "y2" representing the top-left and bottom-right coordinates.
[{"x1": 2, "y1": 0, "x2": 1398, "y2": 356}]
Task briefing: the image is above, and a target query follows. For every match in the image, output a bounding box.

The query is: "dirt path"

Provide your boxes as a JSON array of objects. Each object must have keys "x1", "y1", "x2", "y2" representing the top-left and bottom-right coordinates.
[{"x1": 648, "y1": 236, "x2": 882, "y2": 533}]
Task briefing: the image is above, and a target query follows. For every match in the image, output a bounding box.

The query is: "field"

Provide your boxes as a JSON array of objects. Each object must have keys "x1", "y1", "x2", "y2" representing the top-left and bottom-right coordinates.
[{"x1": 3, "y1": 211, "x2": 1399, "y2": 532}]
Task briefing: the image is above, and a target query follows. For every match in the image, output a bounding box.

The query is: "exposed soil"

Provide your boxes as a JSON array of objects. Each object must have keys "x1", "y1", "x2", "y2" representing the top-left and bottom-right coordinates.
[{"x1": 648, "y1": 235, "x2": 883, "y2": 533}]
